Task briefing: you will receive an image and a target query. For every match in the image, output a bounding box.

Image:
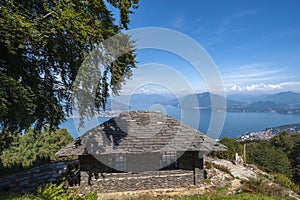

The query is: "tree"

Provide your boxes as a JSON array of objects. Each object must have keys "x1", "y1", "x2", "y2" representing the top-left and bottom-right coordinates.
[
  {"x1": 209, "y1": 137, "x2": 243, "y2": 160},
  {"x1": 0, "y1": 0, "x2": 138, "y2": 133},
  {"x1": 0, "y1": 127, "x2": 73, "y2": 168},
  {"x1": 271, "y1": 131, "x2": 294, "y2": 154},
  {"x1": 246, "y1": 140, "x2": 292, "y2": 176}
]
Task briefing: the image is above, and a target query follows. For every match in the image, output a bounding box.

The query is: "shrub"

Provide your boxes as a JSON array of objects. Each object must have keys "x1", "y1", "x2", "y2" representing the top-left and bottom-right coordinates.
[
  {"x1": 204, "y1": 161, "x2": 212, "y2": 169},
  {"x1": 83, "y1": 191, "x2": 97, "y2": 200},
  {"x1": 36, "y1": 182, "x2": 68, "y2": 200},
  {"x1": 204, "y1": 178, "x2": 211, "y2": 184},
  {"x1": 241, "y1": 178, "x2": 292, "y2": 199},
  {"x1": 272, "y1": 173, "x2": 299, "y2": 192},
  {"x1": 36, "y1": 182, "x2": 97, "y2": 200}
]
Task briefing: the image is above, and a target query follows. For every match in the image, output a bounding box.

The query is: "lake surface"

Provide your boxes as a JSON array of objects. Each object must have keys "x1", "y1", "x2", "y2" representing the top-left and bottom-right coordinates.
[{"x1": 60, "y1": 105, "x2": 300, "y2": 139}]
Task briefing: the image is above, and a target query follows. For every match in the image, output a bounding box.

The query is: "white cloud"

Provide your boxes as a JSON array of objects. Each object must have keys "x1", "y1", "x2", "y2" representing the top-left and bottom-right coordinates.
[
  {"x1": 171, "y1": 17, "x2": 185, "y2": 29},
  {"x1": 228, "y1": 82, "x2": 300, "y2": 93},
  {"x1": 222, "y1": 63, "x2": 290, "y2": 87},
  {"x1": 216, "y1": 9, "x2": 260, "y2": 35}
]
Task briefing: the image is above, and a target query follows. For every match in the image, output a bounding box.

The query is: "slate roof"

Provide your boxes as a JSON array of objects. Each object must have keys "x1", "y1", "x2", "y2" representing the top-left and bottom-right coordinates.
[{"x1": 56, "y1": 111, "x2": 226, "y2": 156}]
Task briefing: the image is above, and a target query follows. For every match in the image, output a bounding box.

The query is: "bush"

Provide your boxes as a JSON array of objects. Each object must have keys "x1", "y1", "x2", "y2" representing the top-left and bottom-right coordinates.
[
  {"x1": 36, "y1": 182, "x2": 68, "y2": 200},
  {"x1": 204, "y1": 161, "x2": 212, "y2": 169},
  {"x1": 272, "y1": 173, "x2": 299, "y2": 192},
  {"x1": 209, "y1": 137, "x2": 243, "y2": 160},
  {"x1": 1, "y1": 127, "x2": 73, "y2": 168},
  {"x1": 241, "y1": 178, "x2": 292, "y2": 199},
  {"x1": 36, "y1": 182, "x2": 97, "y2": 200},
  {"x1": 204, "y1": 178, "x2": 211, "y2": 184},
  {"x1": 82, "y1": 191, "x2": 97, "y2": 200}
]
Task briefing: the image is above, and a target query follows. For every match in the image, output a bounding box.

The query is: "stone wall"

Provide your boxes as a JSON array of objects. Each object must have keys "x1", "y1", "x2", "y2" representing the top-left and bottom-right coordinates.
[
  {"x1": 0, "y1": 151, "x2": 205, "y2": 193},
  {"x1": 0, "y1": 160, "x2": 78, "y2": 193},
  {"x1": 79, "y1": 151, "x2": 204, "y2": 193},
  {"x1": 80, "y1": 170, "x2": 197, "y2": 193}
]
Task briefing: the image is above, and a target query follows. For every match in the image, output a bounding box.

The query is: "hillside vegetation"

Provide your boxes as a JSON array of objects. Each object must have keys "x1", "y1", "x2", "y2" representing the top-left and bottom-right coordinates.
[
  {"x1": 0, "y1": 127, "x2": 73, "y2": 170},
  {"x1": 210, "y1": 131, "x2": 300, "y2": 184}
]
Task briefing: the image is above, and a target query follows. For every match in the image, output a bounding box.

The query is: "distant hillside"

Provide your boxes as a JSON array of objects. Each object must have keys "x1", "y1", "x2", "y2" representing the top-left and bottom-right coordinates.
[
  {"x1": 114, "y1": 94, "x2": 178, "y2": 110},
  {"x1": 236, "y1": 123, "x2": 300, "y2": 142},
  {"x1": 228, "y1": 100, "x2": 292, "y2": 113},
  {"x1": 265, "y1": 123, "x2": 300, "y2": 135},
  {"x1": 266, "y1": 91, "x2": 300, "y2": 105},
  {"x1": 109, "y1": 91, "x2": 300, "y2": 114},
  {"x1": 180, "y1": 92, "x2": 241, "y2": 109},
  {"x1": 227, "y1": 91, "x2": 300, "y2": 114}
]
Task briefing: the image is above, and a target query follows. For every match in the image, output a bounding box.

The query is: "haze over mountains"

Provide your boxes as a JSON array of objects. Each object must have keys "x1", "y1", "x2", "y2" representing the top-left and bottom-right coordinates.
[{"x1": 110, "y1": 91, "x2": 300, "y2": 115}]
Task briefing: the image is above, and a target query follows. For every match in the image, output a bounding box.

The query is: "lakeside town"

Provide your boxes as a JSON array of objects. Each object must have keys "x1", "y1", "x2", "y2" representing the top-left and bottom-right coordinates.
[{"x1": 236, "y1": 123, "x2": 300, "y2": 142}]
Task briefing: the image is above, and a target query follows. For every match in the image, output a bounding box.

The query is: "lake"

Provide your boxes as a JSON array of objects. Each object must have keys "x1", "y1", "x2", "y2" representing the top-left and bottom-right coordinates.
[{"x1": 60, "y1": 105, "x2": 300, "y2": 139}]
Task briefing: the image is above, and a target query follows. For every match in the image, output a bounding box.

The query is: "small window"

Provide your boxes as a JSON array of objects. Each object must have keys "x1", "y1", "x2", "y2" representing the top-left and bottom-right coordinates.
[
  {"x1": 160, "y1": 151, "x2": 177, "y2": 169},
  {"x1": 108, "y1": 154, "x2": 126, "y2": 172}
]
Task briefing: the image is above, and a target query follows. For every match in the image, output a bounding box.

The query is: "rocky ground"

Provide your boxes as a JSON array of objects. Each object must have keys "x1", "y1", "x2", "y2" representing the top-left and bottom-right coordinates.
[{"x1": 97, "y1": 157, "x2": 300, "y2": 200}]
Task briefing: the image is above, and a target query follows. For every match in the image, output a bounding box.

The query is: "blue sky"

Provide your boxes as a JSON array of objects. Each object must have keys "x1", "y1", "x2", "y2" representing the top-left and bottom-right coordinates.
[{"x1": 115, "y1": 0, "x2": 300, "y2": 95}]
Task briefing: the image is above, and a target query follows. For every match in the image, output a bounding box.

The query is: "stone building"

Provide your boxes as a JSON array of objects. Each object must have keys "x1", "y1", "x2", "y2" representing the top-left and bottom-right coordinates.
[{"x1": 56, "y1": 111, "x2": 226, "y2": 192}]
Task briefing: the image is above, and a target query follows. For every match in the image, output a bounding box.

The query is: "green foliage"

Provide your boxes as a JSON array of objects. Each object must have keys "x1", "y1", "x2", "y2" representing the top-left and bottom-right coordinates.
[
  {"x1": 0, "y1": 72, "x2": 35, "y2": 133},
  {"x1": 0, "y1": 191, "x2": 278, "y2": 200},
  {"x1": 36, "y1": 182, "x2": 68, "y2": 200},
  {"x1": 0, "y1": 0, "x2": 138, "y2": 133},
  {"x1": 82, "y1": 191, "x2": 97, "y2": 200},
  {"x1": 204, "y1": 178, "x2": 211, "y2": 184},
  {"x1": 209, "y1": 137, "x2": 243, "y2": 160},
  {"x1": 246, "y1": 140, "x2": 292, "y2": 176},
  {"x1": 0, "y1": 193, "x2": 36, "y2": 200},
  {"x1": 272, "y1": 173, "x2": 299, "y2": 192},
  {"x1": 271, "y1": 131, "x2": 295, "y2": 154},
  {"x1": 0, "y1": 127, "x2": 73, "y2": 168},
  {"x1": 0, "y1": 182, "x2": 97, "y2": 200},
  {"x1": 204, "y1": 161, "x2": 212, "y2": 169},
  {"x1": 241, "y1": 178, "x2": 292, "y2": 199},
  {"x1": 210, "y1": 131, "x2": 300, "y2": 184},
  {"x1": 214, "y1": 131, "x2": 300, "y2": 185}
]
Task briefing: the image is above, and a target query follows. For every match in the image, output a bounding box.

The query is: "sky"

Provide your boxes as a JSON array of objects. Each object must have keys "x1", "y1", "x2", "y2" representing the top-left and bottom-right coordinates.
[{"x1": 111, "y1": 0, "x2": 300, "y2": 95}]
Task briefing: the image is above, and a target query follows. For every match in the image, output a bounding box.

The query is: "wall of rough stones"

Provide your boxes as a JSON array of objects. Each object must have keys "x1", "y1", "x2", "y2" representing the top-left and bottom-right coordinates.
[
  {"x1": 79, "y1": 151, "x2": 204, "y2": 193},
  {"x1": 0, "y1": 151, "x2": 205, "y2": 193},
  {"x1": 0, "y1": 161, "x2": 77, "y2": 193},
  {"x1": 80, "y1": 170, "x2": 198, "y2": 193}
]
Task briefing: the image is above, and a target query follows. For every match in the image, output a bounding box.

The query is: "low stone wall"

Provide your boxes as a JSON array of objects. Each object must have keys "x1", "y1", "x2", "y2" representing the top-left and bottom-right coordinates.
[
  {"x1": 80, "y1": 169, "x2": 202, "y2": 193},
  {"x1": 0, "y1": 161, "x2": 77, "y2": 193}
]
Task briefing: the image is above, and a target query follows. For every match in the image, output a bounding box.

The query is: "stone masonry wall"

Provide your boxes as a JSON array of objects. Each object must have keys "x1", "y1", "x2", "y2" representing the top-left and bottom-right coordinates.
[
  {"x1": 0, "y1": 161, "x2": 77, "y2": 193},
  {"x1": 79, "y1": 152, "x2": 204, "y2": 193},
  {"x1": 80, "y1": 170, "x2": 197, "y2": 193}
]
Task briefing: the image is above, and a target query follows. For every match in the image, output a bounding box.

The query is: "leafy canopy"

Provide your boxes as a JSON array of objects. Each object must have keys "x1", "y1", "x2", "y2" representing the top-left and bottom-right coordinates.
[
  {"x1": 0, "y1": 0, "x2": 138, "y2": 133},
  {"x1": 0, "y1": 126, "x2": 73, "y2": 168}
]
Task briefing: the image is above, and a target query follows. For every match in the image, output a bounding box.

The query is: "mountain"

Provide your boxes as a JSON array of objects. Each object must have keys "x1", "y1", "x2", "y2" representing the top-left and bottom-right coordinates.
[
  {"x1": 114, "y1": 94, "x2": 178, "y2": 110},
  {"x1": 227, "y1": 94, "x2": 269, "y2": 104},
  {"x1": 241, "y1": 100, "x2": 289, "y2": 113},
  {"x1": 226, "y1": 91, "x2": 300, "y2": 114},
  {"x1": 266, "y1": 91, "x2": 300, "y2": 105},
  {"x1": 108, "y1": 91, "x2": 300, "y2": 114},
  {"x1": 180, "y1": 92, "x2": 241, "y2": 109},
  {"x1": 105, "y1": 99, "x2": 130, "y2": 110}
]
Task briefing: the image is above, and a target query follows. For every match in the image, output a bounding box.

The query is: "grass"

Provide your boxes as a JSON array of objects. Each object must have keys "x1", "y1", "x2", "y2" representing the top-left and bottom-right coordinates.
[
  {"x1": 122, "y1": 192, "x2": 280, "y2": 200},
  {"x1": 172, "y1": 193, "x2": 280, "y2": 200},
  {"x1": 240, "y1": 177, "x2": 295, "y2": 200},
  {"x1": 0, "y1": 193, "x2": 36, "y2": 200},
  {"x1": 271, "y1": 173, "x2": 299, "y2": 192},
  {"x1": 0, "y1": 182, "x2": 97, "y2": 200},
  {"x1": 1, "y1": 190, "x2": 282, "y2": 200}
]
